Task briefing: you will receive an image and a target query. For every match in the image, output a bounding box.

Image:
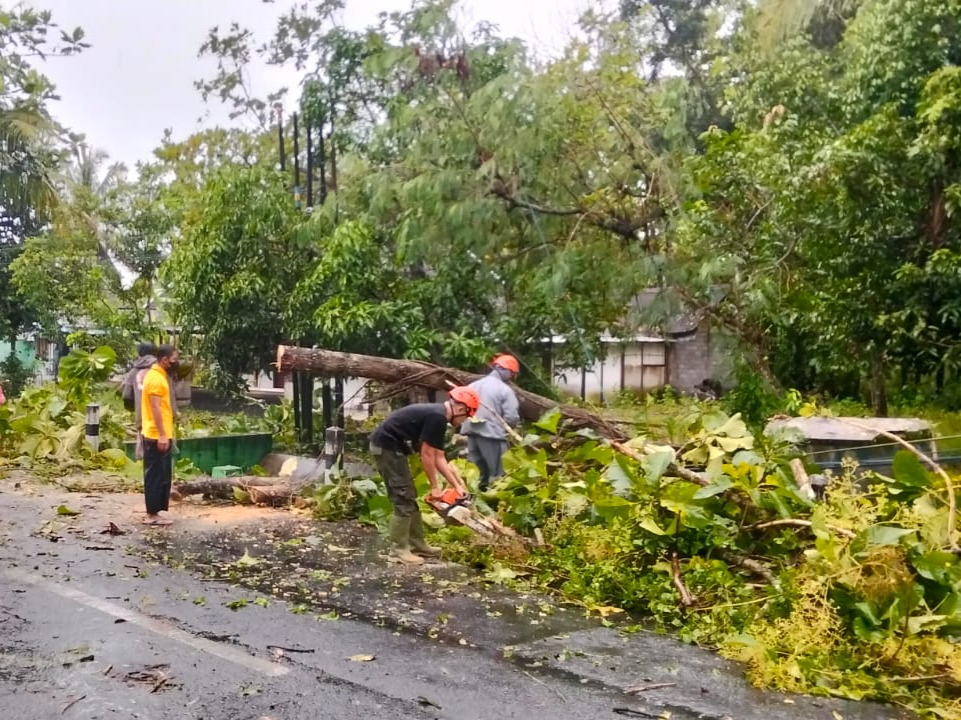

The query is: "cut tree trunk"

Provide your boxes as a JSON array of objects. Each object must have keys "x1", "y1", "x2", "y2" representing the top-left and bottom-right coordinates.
[
  {"x1": 172, "y1": 474, "x2": 311, "y2": 506},
  {"x1": 276, "y1": 345, "x2": 625, "y2": 439}
]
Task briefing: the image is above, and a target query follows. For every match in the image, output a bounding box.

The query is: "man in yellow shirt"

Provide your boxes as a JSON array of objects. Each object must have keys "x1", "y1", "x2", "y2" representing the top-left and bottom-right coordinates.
[{"x1": 141, "y1": 344, "x2": 179, "y2": 526}]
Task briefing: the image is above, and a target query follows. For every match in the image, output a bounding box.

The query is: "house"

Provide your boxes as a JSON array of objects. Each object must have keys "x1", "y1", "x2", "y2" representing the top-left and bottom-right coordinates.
[
  {"x1": 547, "y1": 288, "x2": 732, "y2": 402},
  {"x1": 0, "y1": 332, "x2": 62, "y2": 384}
]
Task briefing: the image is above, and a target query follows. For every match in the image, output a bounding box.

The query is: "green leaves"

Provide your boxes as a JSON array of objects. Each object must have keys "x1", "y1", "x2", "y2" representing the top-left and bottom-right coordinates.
[
  {"x1": 886, "y1": 450, "x2": 932, "y2": 501},
  {"x1": 681, "y1": 411, "x2": 754, "y2": 478},
  {"x1": 164, "y1": 165, "x2": 306, "y2": 389}
]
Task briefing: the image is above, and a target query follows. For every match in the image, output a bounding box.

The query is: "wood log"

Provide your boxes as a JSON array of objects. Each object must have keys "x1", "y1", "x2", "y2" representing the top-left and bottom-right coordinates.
[
  {"x1": 276, "y1": 345, "x2": 625, "y2": 439},
  {"x1": 172, "y1": 474, "x2": 311, "y2": 505}
]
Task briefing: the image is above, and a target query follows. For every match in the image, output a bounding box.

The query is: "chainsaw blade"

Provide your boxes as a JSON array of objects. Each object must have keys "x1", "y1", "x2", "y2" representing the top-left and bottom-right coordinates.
[{"x1": 424, "y1": 493, "x2": 495, "y2": 538}]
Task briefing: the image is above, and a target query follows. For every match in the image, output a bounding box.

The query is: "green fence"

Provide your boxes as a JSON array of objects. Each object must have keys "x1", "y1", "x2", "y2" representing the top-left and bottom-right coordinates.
[{"x1": 125, "y1": 433, "x2": 274, "y2": 473}]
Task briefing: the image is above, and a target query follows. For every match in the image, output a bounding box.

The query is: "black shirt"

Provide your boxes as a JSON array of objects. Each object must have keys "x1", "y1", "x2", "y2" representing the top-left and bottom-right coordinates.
[{"x1": 370, "y1": 403, "x2": 449, "y2": 455}]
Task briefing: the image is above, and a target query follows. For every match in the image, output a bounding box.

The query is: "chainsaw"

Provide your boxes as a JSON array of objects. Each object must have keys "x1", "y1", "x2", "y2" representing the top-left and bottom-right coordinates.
[{"x1": 424, "y1": 488, "x2": 496, "y2": 538}]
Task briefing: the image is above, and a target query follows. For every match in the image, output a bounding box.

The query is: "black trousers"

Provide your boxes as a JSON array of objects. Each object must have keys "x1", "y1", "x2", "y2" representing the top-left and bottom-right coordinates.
[{"x1": 143, "y1": 438, "x2": 173, "y2": 514}]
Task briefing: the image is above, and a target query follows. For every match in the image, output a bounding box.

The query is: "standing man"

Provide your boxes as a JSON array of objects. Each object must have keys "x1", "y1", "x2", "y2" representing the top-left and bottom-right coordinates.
[
  {"x1": 461, "y1": 354, "x2": 521, "y2": 491},
  {"x1": 369, "y1": 386, "x2": 480, "y2": 565},
  {"x1": 141, "y1": 344, "x2": 179, "y2": 526}
]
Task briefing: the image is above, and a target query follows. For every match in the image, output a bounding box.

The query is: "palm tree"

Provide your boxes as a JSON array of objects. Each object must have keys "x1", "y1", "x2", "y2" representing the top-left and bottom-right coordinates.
[
  {"x1": 0, "y1": 101, "x2": 59, "y2": 350},
  {"x1": 61, "y1": 138, "x2": 129, "y2": 273},
  {"x1": 64, "y1": 139, "x2": 127, "y2": 200},
  {"x1": 0, "y1": 102, "x2": 58, "y2": 233}
]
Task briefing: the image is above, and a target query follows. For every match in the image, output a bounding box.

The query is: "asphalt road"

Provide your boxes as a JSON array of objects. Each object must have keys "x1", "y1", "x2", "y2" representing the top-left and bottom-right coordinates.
[
  {"x1": 0, "y1": 482, "x2": 908, "y2": 720},
  {"x1": 0, "y1": 488, "x2": 660, "y2": 720}
]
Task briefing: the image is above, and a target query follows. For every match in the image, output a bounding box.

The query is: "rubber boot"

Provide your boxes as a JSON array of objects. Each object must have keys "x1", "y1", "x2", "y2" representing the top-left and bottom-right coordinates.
[
  {"x1": 388, "y1": 515, "x2": 424, "y2": 565},
  {"x1": 409, "y1": 511, "x2": 442, "y2": 557}
]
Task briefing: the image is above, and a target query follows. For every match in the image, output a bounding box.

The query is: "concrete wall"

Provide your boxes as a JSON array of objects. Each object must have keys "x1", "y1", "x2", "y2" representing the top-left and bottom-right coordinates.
[
  {"x1": 666, "y1": 320, "x2": 732, "y2": 393},
  {"x1": 0, "y1": 340, "x2": 40, "y2": 369},
  {"x1": 552, "y1": 322, "x2": 732, "y2": 402}
]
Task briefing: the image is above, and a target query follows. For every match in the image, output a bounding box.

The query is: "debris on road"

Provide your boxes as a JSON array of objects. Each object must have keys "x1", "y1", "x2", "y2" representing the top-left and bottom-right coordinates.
[
  {"x1": 61, "y1": 694, "x2": 85, "y2": 714},
  {"x1": 624, "y1": 683, "x2": 677, "y2": 695},
  {"x1": 124, "y1": 663, "x2": 176, "y2": 694}
]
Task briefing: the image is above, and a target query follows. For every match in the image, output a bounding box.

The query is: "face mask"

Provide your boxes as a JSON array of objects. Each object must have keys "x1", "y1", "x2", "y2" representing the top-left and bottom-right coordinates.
[{"x1": 166, "y1": 360, "x2": 180, "y2": 376}]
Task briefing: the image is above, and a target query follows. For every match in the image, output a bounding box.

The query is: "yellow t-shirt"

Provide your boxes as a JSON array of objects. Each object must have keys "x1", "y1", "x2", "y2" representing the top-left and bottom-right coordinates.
[{"x1": 141, "y1": 365, "x2": 174, "y2": 440}]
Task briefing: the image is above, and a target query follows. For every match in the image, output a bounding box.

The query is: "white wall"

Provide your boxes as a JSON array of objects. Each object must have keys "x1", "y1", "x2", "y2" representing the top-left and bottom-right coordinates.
[
  {"x1": 553, "y1": 341, "x2": 667, "y2": 402},
  {"x1": 245, "y1": 373, "x2": 372, "y2": 421}
]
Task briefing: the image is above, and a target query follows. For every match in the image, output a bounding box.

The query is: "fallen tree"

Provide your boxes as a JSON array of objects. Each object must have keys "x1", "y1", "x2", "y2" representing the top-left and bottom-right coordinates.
[
  {"x1": 275, "y1": 345, "x2": 626, "y2": 439},
  {"x1": 172, "y1": 474, "x2": 311, "y2": 506}
]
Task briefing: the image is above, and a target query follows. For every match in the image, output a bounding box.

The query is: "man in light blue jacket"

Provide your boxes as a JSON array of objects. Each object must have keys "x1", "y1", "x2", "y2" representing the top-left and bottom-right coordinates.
[{"x1": 461, "y1": 354, "x2": 521, "y2": 491}]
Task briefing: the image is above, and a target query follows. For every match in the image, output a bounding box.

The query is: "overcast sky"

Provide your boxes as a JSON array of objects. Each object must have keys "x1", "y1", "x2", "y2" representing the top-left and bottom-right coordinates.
[{"x1": 27, "y1": 0, "x2": 593, "y2": 169}]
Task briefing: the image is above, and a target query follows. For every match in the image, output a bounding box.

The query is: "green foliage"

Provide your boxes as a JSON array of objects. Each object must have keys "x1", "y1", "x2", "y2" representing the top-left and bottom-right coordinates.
[
  {"x1": 720, "y1": 362, "x2": 782, "y2": 428},
  {"x1": 0, "y1": 354, "x2": 32, "y2": 397},
  {"x1": 56, "y1": 345, "x2": 117, "y2": 406},
  {"x1": 0, "y1": 6, "x2": 88, "y2": 350},
  {"x1": 0, "y1": 346, "x2": 133, "y2": 472},
  {"x1": 431, "y1": 405, "x2": 961, "y2": 717},
  {"x1": 163, "y1": 165, "x2": 307, "y2": 391},
  {"x1": 673, "y1": 0, "x2": 961, "y2": 409},
  {"x1": 285, "y1": 220, "x2": 427, "y2": 359},
  {"x1": 311, "y1": 476, "x2": 391, "y2": 528}
]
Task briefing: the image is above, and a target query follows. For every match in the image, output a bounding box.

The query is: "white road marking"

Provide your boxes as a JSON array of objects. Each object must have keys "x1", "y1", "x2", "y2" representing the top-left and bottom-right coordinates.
[{"x1": 4, "y1": 568, "x2": 290, "y2": 678}]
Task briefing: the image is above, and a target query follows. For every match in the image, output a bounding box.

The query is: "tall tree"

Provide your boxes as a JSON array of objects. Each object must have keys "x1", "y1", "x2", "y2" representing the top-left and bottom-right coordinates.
[{"x1": 0, "y1": 4, "x2": 87, "y2": 347}]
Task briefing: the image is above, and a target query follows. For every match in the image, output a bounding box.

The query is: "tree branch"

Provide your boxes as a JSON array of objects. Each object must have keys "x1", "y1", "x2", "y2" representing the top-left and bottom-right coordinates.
[{"x1": 490, "y1": 185, "x2": 582, "y2": 216}]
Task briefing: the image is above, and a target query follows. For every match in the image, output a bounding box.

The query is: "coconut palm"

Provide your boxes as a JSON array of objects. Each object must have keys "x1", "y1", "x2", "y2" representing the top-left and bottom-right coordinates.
[
  {"x1": 60, "y1": 139, "x2": 129, "y2": 272},
  {"x1": 0, "y1": 102, "x2": 58, "y2": 232},
  {"x1": 64, "y1": 139, "x2": 127, "y2": 199}
]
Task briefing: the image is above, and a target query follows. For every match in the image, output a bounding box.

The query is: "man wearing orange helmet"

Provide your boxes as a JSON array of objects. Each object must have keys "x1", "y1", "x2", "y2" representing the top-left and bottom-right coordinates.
[
  {"x1": 461, "y1": 354, "x2": 521, "y2": 491},
  {"x1": 369, "y1": 386, "x2": 479, "y2": 565}
]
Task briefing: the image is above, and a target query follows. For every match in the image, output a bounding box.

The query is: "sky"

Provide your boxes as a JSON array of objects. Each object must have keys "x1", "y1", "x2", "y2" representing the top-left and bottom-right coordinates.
[{"x1": 26, "y1": 0, "x2": 594, "y2": 170}]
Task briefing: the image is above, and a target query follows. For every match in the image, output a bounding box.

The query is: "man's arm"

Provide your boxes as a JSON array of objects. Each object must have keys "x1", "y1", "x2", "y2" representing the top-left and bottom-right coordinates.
[
  {"x1": 148, "y1": 394, "x2": 169, "y2": 451},
  {"x1": 435, "y1": 451, "x2": 468, "y2": 494},
  {"x1": 501, "y1": 387, "x2": 520, "y2": 427},
  {"x1": 420, "y1": 444, "x2": 468, "y2": 496},
  {"x1": 420, "y1": 444, "x2": 443, "y2": 496}
]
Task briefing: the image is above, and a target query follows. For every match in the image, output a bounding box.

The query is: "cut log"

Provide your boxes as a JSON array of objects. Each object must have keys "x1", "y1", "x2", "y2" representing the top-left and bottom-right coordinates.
[
  {"x1": 172, "y1": 474, "x2": 312, "y2": 506},
  {"x1": 276, "y1": 345, "x2": 625, "y2": 439}
]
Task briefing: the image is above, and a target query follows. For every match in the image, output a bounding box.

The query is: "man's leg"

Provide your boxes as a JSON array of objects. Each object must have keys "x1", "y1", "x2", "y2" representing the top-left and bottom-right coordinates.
[
  {"x1": 142, "y1": 439, "x2": 171, "y2": 524},
  {"x1": 490, "y1": 439, "x2": 508, "y2": 479},
  {"x1": 373, "y1": 446, "x2": 423, "y2": 565},
  {"x1": 408, "y1": 511, "x2": 442, "y2": 557},
  {"x1": 157, "y1": 445, "x2": 173, "y2": 513},
  {"x1": 468, "y1": 436, "x2": 492, "y2": 491},
  {"x1": 477, "y1": 437, "x2": 506, "y2": 490}
]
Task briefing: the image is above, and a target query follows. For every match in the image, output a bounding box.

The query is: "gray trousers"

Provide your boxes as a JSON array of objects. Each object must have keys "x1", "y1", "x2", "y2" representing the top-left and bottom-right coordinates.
[{"x1": 467, "y1": 436, "x2": 508, "y2": 490}]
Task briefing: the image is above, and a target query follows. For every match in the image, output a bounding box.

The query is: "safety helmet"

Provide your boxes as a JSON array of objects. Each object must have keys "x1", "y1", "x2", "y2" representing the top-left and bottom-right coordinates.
[
  {"x1": 448, "y1": 386, "x2": 480, "y2": 416},
  {"x1": 491, "y1": 354, "x2": 519, "y2": 374}
]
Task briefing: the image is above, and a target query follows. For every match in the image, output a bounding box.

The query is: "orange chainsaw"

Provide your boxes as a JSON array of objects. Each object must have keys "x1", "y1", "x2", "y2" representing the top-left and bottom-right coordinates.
[{"x1": 424, "y1": 489, "x2": 496, "y2": 537}]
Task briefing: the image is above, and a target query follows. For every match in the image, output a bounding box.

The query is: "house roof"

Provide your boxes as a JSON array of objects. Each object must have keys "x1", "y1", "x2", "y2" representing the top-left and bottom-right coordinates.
[
  {"x1": 764, "y1": 416, "x2": 932, "y2": 442},
  {"x1": 544, "y1": 332, "x2": 665, "y2": 344},
  {"x1": 626, "y1": 287, "x2": 723, "y2": 338}
]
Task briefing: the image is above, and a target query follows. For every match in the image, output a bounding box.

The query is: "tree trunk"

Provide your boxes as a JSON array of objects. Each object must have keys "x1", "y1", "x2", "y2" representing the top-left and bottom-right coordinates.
[
  {"x1": 276, "y1": 345, "x2": 625, "y2": 439},
  {"x1": 870, "y1": 357, "x2": 888, "y2": 417},
  {"x1": 172, "y1": 474, "x2": 311, "y2": 506}
]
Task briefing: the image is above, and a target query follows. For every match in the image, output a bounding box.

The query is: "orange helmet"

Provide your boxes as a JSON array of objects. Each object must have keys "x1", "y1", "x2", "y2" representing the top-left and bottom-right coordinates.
[
  {"x1": 448, "y1": 386, "x2": 480, "y2": 416},
  {"x1": 491, "y1": 354, "x2": 519, "y2": 374}
]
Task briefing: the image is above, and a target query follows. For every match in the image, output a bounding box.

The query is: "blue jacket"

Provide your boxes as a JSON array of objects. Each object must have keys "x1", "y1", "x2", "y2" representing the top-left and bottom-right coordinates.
[{"x1": 460, "y1": 369, "x2": 520, "y2": 440}]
